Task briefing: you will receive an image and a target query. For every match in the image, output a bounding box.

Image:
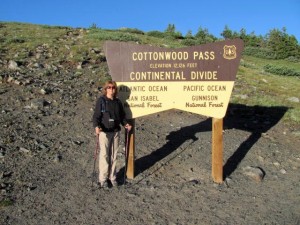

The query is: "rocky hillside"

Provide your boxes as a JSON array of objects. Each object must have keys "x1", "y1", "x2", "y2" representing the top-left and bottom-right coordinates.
[{"x1": 1, "y1": 22, "x2": 300, "y2": 225}]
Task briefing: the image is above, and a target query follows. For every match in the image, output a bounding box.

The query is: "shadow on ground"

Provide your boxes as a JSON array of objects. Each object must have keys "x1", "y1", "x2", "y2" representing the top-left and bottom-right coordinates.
[{"x1": 118, "y1": 103, "x2": 289, "y2": 182}]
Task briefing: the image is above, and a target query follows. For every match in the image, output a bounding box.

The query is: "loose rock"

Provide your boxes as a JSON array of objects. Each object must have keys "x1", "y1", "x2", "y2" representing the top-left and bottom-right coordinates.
[{"x1": 243, "y1": 166, "x2": 265, "y2": 182}]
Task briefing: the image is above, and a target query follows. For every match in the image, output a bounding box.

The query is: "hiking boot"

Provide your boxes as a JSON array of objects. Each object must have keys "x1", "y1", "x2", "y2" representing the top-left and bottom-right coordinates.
[
  {"x1": 99, "y1": 181, "x2": 108, "y2": 189},
  {"x1": 110, "y1": 180, "x2": 118, "y2": 187}
]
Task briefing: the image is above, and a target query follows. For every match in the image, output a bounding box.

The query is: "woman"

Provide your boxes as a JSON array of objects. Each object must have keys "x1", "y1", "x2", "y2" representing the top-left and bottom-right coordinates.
[{"x1": 93, "y1": 80, "x2": 132, "y2": 188}]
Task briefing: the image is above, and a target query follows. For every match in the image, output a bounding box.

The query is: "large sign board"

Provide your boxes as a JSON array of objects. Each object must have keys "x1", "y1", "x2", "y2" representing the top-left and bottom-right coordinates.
[{"x1": 104, "y1": 39, "x2": 244, "y2": 119}]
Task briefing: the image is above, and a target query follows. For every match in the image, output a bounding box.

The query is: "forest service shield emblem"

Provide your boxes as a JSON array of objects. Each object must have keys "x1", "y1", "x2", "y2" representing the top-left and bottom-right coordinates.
[{"x1": 223, "y1": 45, "x2": 237, "y2": 60}]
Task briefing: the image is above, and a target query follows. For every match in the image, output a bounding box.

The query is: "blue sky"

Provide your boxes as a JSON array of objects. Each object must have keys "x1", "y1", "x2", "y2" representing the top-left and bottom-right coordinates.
[{"x1": 1, "y1": 0, "x2": 300, "y2": 41}]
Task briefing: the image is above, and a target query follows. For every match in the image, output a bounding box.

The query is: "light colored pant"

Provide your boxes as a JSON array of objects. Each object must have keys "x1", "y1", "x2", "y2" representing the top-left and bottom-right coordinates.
[{"x1": 98, "y1": 131, "x2": 120, "y2": 183}]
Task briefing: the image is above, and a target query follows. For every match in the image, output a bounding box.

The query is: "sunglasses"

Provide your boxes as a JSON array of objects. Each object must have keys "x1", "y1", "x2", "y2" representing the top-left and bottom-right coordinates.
[{"x1": 106, "y1": 85, "x2": 116, "y2": 90}]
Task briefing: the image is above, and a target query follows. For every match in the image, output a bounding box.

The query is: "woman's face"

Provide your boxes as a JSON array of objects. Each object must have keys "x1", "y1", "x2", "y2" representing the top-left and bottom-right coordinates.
[{"x1": 106, "y1": 84, "x2": 116, "y2": 95}]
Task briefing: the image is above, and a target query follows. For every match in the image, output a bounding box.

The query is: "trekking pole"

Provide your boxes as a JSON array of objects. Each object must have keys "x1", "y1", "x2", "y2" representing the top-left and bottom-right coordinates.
[
  {"x1": 124, "y1": 128, "x2": 130, "y2": 186},
  {"x1": 92, "y1": 134, "x2": 99, "y2": 188}
]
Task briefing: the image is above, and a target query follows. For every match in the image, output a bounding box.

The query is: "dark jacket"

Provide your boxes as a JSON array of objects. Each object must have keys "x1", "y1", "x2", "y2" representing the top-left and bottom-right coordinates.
[{"x1": 93, "y1": 95, "x2": 127, "y2": 132}]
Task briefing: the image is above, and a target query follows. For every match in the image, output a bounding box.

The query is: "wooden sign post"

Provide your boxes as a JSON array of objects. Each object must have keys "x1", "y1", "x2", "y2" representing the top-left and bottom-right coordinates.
[
  {"x1": 104, "y1": 40, "x2": 244, "y2": 183},
  {"x1": 212, "y1": 118, "x2": 223, "y2": 183},
  {"x1": 126, "y1": 119, "x2": 135, "y2": 179}
]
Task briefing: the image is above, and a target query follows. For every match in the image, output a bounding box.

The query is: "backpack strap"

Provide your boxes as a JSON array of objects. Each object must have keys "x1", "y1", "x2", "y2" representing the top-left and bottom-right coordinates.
[{"x1": 100, "y1": 96, "x2": 106, "y2": 113}]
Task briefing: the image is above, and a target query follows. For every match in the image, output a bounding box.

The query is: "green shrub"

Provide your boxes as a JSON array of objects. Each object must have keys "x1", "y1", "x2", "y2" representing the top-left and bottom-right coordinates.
[
  {"x1": 119, "y1": 28, "x2": 144, "y2": 35},
  {"x1": 243, "y1": 47, "x2": 276, "y2": 59},
  {"x1": 164, "y1": 32, "x2": 183, "y2": 40},
  {"x1": 181, "y1": 38, "x2": 197, "y2": 46},
  {"x1": 285, "y1": 56, "x2": 300, "y2": 63},
  {"x1": 146, "y1": 30, "x2": 165, "y2": 38},
  {"x1": 263, "y1": 64, "x2": 300, "y2": 76},
  {"x1": 88, "y1": 29, "x2": 140, "y2": 42}
]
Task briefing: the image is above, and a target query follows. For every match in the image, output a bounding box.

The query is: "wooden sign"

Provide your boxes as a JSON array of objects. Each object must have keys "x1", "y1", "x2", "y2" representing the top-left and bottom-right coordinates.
[
  {"x1": 104, "y1": 39, "x2": 244, "y2": 183},
  {"x1": 103, "y1": 39, "x2": 244, "y2": 119}
]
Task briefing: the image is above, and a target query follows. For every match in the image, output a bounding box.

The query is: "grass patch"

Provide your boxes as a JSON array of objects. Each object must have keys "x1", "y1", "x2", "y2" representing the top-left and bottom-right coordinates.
[
  {"x1": 87, "y1": 28, "x2": 141, "y2": 42},
  {"x1": 0, "y1": 199, "x2": 14, "y2": 208},
  {"x1": 233, "y1": 56, "x2": 300, "y2": 123}
]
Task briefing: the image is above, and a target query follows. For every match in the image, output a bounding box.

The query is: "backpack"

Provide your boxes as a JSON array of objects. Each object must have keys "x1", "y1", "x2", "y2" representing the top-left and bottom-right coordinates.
[{"x1": 99, "y1": 96, "x2": 121, "y2": 131}]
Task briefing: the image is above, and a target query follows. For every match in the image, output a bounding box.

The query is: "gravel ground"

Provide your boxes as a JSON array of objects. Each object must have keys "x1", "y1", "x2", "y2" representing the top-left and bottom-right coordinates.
[{"x1": 1, "y1": 77, "x2": 300, "y2": 225}]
